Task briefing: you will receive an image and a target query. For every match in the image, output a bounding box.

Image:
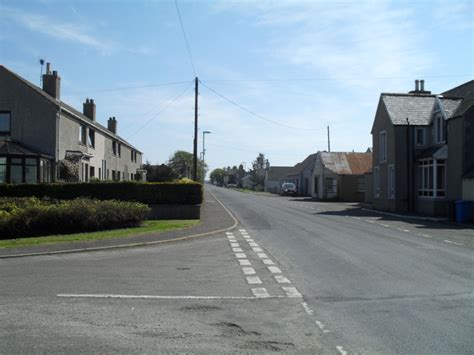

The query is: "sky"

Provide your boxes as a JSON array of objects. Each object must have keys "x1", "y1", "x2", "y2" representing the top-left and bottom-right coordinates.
[{"x1": 1, "y1": 0, "x2": 473, "y2": 174}]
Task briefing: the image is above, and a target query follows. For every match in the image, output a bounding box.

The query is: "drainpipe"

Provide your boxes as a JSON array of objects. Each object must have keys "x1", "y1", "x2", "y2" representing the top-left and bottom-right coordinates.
[{"x1": 406, "y1": 117, "x2": 412, "y2": 213}]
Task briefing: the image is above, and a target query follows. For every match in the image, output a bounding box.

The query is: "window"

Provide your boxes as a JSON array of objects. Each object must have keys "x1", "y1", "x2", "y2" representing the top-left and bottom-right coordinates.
[
  {"x1": 435, "y1": 116, "x2": 445, "y2": 143},
  {"x1": 418, "y1": 159, "x2": 445, "y2": 197},
  {"x1": 388, "y1": 164, "x2": 395, "y2": 199},
  {"x1": 326, "y1": 178, "x2": 337, "y2": 194},
  {"x1": 40, "y1": 159, "x2": 51, "y2": 183},
  {"x1": 25, "y1": 158, "x2": 37, "y2": 184},
  {"x1": 374, "y1": 166, "x2": 380, "y2": 198},
  {"x1": 98, "y1": 168, "x2": 102, "y2": 180},
  {"x1": 379, "y1": 131, "x2": 387, "y2": 163},
  {"x1": 88, "y1": 129, "x2": 95, "y2": 148},
  {"x1": 357, "y1": 177, "x2": 365, "y2": 192},
  {"x1": 79, "y1": 125, "x2": 87, "y2": 145},
  {"x1": 415, "y1": 128, "x2": 425, "y2": 146},
  {"x1": 118, "y1": 143, "x2": 121, "y2": 157},
  {"x1": 10, "y1": 158, "x2": 23, "y2": 184},
  {"x1": 90, "y1": 166, "x2": 95, "y2": 178},
  {"x1": 0, "y1": 112, "x2": 11, "y2": 135},
  {"x1": 131, "y1": 150, "x2": 137, "y2": 162},
  {"x1": 0, "y1": 157, "x2": 6, "y2": 183},
  {"x1": 112, "y1": 141, "x2": 117, "y2": 155}
]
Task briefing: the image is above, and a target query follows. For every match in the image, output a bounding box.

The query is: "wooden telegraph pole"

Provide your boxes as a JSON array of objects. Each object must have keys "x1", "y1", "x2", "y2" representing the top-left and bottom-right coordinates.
[{"x1": 193, "y1": 77, "x2": 198, "y2": 181}]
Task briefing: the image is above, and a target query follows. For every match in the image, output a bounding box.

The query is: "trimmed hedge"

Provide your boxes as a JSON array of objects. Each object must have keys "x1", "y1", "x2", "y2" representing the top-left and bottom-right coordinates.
[
  {"x1": 0, "y1": 181, "x2": 202, "y2": 205},
  {"x1": 0, "y1": 197, "x2": 150, "y2": 239}
]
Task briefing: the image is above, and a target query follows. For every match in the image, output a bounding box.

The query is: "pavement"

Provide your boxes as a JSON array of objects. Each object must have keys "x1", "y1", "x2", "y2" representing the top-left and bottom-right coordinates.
[{"x1": 0, "y1": 189, "x2": 236, "y2": 258}]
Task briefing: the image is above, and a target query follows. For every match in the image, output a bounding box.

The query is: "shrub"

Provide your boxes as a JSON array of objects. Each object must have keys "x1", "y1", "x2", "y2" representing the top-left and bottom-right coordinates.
[
  {"x1": 0, "y1": 181, "x2": 202, "y2": 205},
  {"x1": 0, "y1": 197, "x2": 150, "y2": 239}
]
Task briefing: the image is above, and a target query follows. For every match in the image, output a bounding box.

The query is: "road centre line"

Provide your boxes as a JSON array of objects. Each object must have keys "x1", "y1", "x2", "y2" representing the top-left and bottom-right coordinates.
[
  {"x1": 417, "y1": 233, "x2": 432, "y2": 238},
  {"x1": 444, "y1": 240, "x2": 463, "y2": 246},
  {"x1": 397, "y1": 228, "x2": 410, "y2": 233},
  {"x1": 336, "y1": 345, "x2": 348, "y2": 355},
  {"x1": 57, "y1": 293, "x2": 298, "y2": 300},
  {"x1": 379, "y1": 223, "x2": 390, "y2": 227},
  {"x1": 315, "y1": 321, "x2": 331, "y2": 333},
  {"x1": 301, "y1": 302, "x2": 313, "y2": 315}
]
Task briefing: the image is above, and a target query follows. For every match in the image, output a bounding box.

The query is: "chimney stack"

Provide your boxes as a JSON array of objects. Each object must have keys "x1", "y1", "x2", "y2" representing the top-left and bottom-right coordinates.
[
  {"x1": 42, "y1": 63, "x2": 61, "y2": 99},
  {"x1": 420, "y1": 79, "x2": 425, "y2": 92},
  {"x1": 83, "y1": 98, "x2": 96, "y2": 121},
  {"x1": 107, "y1": 116, "x2": 117, "y2": 134},
  {"x1": 415, "y1": 80, "x2": 419, "y2": 92}
]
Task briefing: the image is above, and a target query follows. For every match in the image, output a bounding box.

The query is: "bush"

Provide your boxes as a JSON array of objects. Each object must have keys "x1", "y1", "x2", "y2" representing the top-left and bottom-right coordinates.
[
  {"x1": 0, "y1": 181, "x2": 202, "y2": 205},
  {"x1": 0, "y1": 197, "x2": 150, "y2": 239}
]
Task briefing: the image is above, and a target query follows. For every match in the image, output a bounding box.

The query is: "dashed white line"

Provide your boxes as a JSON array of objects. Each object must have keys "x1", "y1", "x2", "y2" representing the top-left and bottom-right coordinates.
[
  {"x1": 230, "y1": 242, "x2": 239, "y2": 247},
  {"x1": 246, "y1": 276, "x2": 263, "y2": 285},
  {"x1": 336, "y1": 345, "x2": 348, "y2": 355},
  {"x1": 268, "y1": 266, "x2": 282, "y2": 274},
  {"x1": 251, "y1": 288, "x2": 270, "y2": 298},
  {"x1": 257, "y1": 253, "x2": 268, "y2": 259},
  {"x1": 274, "y1": 275, "x2": 291, "y2": 284},
  {"x1": 397, "y1": 228, "x2": 410, "y2": 233},
  {"x1": 262, "y1": 259, "x2": 275, "y2": 265},
  {"x1": 248, "y1": 242, "x2": 259, "y2": 247},
  {"x1": 242, "y1": 267, "x2": 256, "y2": 275},
  {"x1": 225, "y1": 232, "x2": 234, "y2": 235},
  {"x1": 315, "y1": 321, "x2": 331, "y2": 333},
  {"x1": 301, "y1": 302, "x2": 313, "y2": 315},
  {"x1": 252, "y1": 247, "x2": 263, "y2": 253},
  {"x1": 444, "y1": 240, "x2": 463, "y2": 246},
  {"x1": 238, "y1": 259, "x2": 251, "y2": 266},
  {"x1": 235, "y1": 253, "x2": 247, "y2": 259},
  {"x1": 417, "y1": 233, "x2": 432, "y2": 238},
  {"x1": 379, "y1": 223, "x2": 390, "y2": 227},
  {"x1": 238, "y1": 229, "x2": 247, "y2": 232},
  {"x1": 282, "y1": 287, "x2": 302, "y2": 298},
  {"x1": 352, "y1": 217, "x2": 361, "y2": 220},
  {"x1": 232, "y1": 247, "x2": 243, "y2": 253},
  {"x1": 366, "y1": 220, "x2": 375, "y2": 224},
  {"x1": 243, "y1": 235, "x2": 251, "y2": 239}
]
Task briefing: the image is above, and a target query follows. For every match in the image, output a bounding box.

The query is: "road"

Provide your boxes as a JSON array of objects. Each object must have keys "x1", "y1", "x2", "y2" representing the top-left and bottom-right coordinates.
[{"x1": 1, "y1": 186, "x2": 473, "y2": 353}]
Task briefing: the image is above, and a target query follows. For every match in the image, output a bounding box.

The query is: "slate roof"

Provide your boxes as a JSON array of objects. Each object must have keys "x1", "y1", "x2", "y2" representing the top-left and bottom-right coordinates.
[
  {"x1": 0, "y1": 139, "x2": 54, "y2": 158},
  {"x1": 288, "y1": 152, "x2": 318, "y2": 177},
  {"x1": 266, "y1": 166, "x2": 295, "y2": 181},
  {"x1": 320, "y1": 152, "x2": 372, "y2": 175},
  {"x1": 442, "y1": 80, "x2": 474, "y2": 118},
  {"x1": 0, "y1": 65, "x2": 142, "y2": 153},
  {"x1": 381, "y1": 94, "x2": 462, "y2": 126}
]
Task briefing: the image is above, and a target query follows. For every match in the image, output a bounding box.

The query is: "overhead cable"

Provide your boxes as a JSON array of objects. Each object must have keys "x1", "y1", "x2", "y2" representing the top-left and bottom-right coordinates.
[{"x1": 174, "y1": 0, "x2": 197, "y2": 77}]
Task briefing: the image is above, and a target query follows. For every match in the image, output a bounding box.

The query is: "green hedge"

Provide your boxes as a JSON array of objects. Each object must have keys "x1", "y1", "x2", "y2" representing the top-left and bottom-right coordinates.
[
  {"x1": 0, "y1": 197, "x2": 150, "y2": 239},
  {"x1": 0, "y1": 181, "x2": 202, "y2": 205}
]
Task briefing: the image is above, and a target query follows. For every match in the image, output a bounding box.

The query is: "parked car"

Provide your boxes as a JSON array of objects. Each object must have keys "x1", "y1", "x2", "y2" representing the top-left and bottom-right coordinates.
[
  {"x1": 226, "y1": 183, "x2": 238, "y2": 188},
  {"x1": 280, "y1": 182, "x2": 297, "y2": 196}
]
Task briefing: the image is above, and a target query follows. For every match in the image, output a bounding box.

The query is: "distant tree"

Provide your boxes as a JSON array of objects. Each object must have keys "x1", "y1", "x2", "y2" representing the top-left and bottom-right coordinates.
[
  {"x1": 250, "y1": 153, "x2": 270, "y2": 190},
  {"x1": 143, "y1": 161, "x2": 176, "y2": 182},
  {"x1": 210, "y1": 168, "x2": 226, "y2": 186},
  {"x1": 168, "y1": 150, "x2": 207, "y2": 182}
]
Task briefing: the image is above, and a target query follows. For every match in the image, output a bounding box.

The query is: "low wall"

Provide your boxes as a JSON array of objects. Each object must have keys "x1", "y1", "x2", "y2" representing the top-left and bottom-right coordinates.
[{"x1": 148, "y1": 204, "x2": 201, "y2": 220}]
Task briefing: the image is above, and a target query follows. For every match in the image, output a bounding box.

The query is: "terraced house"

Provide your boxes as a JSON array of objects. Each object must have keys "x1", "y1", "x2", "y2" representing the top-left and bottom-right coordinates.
[
  {"x1": 371, "y1": 79, "x2": 473, "y2": 218},
  {"x1": 0, "y1": 64, "x2": 144, "y2": 184}
]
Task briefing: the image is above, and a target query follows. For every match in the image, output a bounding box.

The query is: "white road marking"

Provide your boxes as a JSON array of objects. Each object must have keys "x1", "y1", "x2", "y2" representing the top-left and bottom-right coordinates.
[
  {"x1": 257, "y1": 253, "x2": 268, "y2": 259},
  {"x1": 251, "y1": 288, "x2": 270, "y2": 298},
  {"x1": 275, "y1": 275, "x2": 290, "y2": 283},
  {"x1": 352, "y1": 217, "x2": 360, "y2": 220},
  {"x1": 238, "y1": 259, "x2": 251, "y2": 266},
  {"x1": 246, "y1": 239, "x2": 255, "y2": 242},
  {"x1": 268, "y1": 266, "x2": 282, "y2": 274},
  {"x1": 262, "y1": 259, "x2": 275, "y2": 265},
  {"x1": 444, "y1": 240, "x2": 463, "y2": 246},
  {"x1": 57, "y1": 294, "x2": 257, "y2": 300},
  {"x1": 242, "y1": 267, "x2": 256, "y2": 275},
  {"x1": 243, "y1": 235, "x2": 251, "y2": 239},
  {"x1": 227, "y1": 236, "x2": 236, "y2": 240},
  {"x1": 282, "y1": 287, "x2": 302, "y2": 298},
  {"x1": 397, "y1": 228, "x2": 410, "y2": 233},
  {"x1": 336, "y1": 345, "x2": 348, "y2": 355},
  {"x1": 252, "y1": 247, "x2": 263, "y2": 252},
  {"x1": 301, "y1": 302, "x2": 313, "y2": 315},
  {"x1": 225, "y1": 232, "x2": 234, "y2": 235},
  {"x1": 230, "y1": 243, "x2": 239, "y2": 247},
  {"x1": 417, "y1": 233, "x2": 432, "y2": 238},
  {"x1": 246, "y1": 276, "x2": 263, "y2": 284},
  {"x1": 248, "y1": 242, "x2": 259, "y2": 247},
  {"x1": 235, "y1": 253, "x2": 247, "y2": 259},
  {"x1": 239, "y1": 229, "x2": 247, "y2": 233},
  {"x1": 366, "y1": 220, "x2": 375, "y2": 224},
  {"x1": 232, "y1": 247, "x2": 243, "y2": 253},
  {"x1": 379, "y1": 223, "x2": 390, "y2": 227}
]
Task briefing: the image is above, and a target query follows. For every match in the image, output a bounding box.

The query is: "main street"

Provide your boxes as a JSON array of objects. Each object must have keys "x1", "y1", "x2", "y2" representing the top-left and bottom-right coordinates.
[{"x1": 1, "y1": 186, "x2": 473, "y2": 353}]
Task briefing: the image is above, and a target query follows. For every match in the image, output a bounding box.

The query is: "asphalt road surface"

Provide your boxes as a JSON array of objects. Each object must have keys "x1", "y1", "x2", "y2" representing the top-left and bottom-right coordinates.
[{"x1": 1, "y1": 186, "x2": 473, "y2": 354}]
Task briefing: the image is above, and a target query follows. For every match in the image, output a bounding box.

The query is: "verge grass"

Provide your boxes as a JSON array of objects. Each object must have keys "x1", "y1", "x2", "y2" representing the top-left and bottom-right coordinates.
[{"x1": 0, "y1": 220, "x2": 200, "y2": 249}]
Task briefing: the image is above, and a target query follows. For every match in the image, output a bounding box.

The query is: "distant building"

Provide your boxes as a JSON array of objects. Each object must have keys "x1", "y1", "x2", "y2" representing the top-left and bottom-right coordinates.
[
  {"x1": 287, "y1": 153, "x2": 318, "y2": 196},
  {"x1": 370, "y1": 79, "x2": 473, "y2": 217},
  {"x1": 0, "y1": 64, "x2": 144, "y2": 184},
  {"x1": 264, "y1": 166, "x2": 294, "y2": 194}
]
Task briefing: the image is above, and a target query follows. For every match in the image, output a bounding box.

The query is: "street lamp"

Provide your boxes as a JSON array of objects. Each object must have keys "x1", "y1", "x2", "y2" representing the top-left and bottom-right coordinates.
[{"x1": 202, "y1": 131, "x2": 211, "y2": 183}]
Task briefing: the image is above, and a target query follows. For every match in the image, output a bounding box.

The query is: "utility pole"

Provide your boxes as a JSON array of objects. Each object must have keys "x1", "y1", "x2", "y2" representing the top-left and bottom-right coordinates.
[
  {"x1": 327, "y1": 126, "x2": 331, "y2": 152},
  {"x1": 193, "y1": 77, "x2": 198, "y2": 181}
]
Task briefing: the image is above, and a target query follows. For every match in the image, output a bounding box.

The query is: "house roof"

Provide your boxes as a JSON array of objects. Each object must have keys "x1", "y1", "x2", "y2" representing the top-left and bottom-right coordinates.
[
  {"x1": 0, "y1": 139, "x2": 54, "y2": 159},
  {"x1": 442, "y1": 80, "x2": 474, "y2": 118},
  {"x1": 320, "y1": 152, "x2": 372, "y2": 175},
  {"x1": 266, "y1": 166, "x2": 295, "y2": 181},
  {"x1": 0, "y1": 65, "x2": 142, "y2": 153},
  {"x1": 381, "y1": 93, "x2": 462, "y2": 126},
  {"x1": 288, "y1": 153, "x2": 318, "y2": 177}
]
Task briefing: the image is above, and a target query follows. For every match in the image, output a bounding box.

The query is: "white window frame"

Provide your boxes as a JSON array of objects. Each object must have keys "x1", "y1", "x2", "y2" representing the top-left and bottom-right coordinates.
[
  {"x1": 379, "y1": 131, "x2": 387, "y2": 163},
  {"x1": 388, "y1": 164, "x2": 395, "y2": 199},
  {"x1": 415, "y1": 128, "x2": 425, "y2": 146},
  {"x1": 79, "y1": 125, "x2": 86, "y2": 145},
  {"x1": 435, "y1": 115, "x2": 445, "y2": 144},
  {"x1": 417, "y1": 158, "x2": 446, "y2": 198},
  {"x1": 374, "y1": 166, "x2": 380, "y2": 198}
]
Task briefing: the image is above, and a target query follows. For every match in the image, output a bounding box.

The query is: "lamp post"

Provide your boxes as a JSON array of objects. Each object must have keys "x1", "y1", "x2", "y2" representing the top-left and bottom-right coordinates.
[{"x1": 202, "y1": 131, "x2": 211, "y2": 183}]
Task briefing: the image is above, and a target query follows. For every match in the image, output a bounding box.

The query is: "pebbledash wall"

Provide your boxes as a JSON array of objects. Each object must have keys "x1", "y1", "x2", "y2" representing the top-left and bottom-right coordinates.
[{"x1": 0, "y1": 63, "x2": 144, "y2": 183}]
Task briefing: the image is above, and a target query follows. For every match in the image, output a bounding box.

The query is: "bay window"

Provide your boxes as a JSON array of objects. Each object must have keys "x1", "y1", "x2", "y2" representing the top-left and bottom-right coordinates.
[{"x1": 418, "y1": 159, "x2": 445, "y2": 197}]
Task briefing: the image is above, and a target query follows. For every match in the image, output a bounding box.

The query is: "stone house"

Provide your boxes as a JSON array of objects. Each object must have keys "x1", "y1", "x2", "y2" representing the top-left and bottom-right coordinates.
[
  {"x1": 370, "y1": 79, "x2": 473, "y2": 218},
  {"x1": 264, "y1": 166, "x2": 294, "y2": 194},
  {"x1": 286, "y1": 153, "x2": 318, "y2": 196},
  {"x1": 0, "y1": 64, "x2": 144, "y2": 184}
]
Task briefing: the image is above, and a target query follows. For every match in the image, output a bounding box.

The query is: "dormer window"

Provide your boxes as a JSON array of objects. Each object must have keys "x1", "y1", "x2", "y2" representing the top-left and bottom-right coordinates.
[
  {"x1": 0, "y1": 112, "x2": 11, "y2": 135},
  {"x1": 435, "y1": 115, "x2": 445, "y2": 143},
  {"x1": 434, "y1": 101, "x2": 440, "y2": 112}
]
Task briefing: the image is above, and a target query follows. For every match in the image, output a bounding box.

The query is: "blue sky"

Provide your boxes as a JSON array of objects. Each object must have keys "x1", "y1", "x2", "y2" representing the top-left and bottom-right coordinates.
[{"x1": 1, "y1": 0, "x2": 472, "y2": 173}]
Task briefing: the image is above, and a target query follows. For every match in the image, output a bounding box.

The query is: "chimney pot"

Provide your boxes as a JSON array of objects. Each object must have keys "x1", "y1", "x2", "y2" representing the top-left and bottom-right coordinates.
[
  {"x1": 108, "y1": 116, "x2": 117, "y2": 134},
  {"x1": 415, "y1": 80, "x2": 419, "y2": 91},
  {"x1": 42, "y1": 64, "x2": 61, "y2": 99},
  {"x1": 46, "y1": 62, "x2": 51, "y2": 74},
  {"x1": 83, "y1": 98, "x2": 96, "y2": 121},
  {"x1": 420, "y1": 79, "x2": 425, "y2": 91}
]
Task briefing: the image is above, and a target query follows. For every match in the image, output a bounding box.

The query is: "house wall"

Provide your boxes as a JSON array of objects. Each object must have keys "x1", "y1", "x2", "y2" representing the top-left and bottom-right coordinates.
[
  {"x1": 462, "y1": 178, "x2": 474, "y2": 200},
  {"x1": 340, "y1": 175, "x2": 365, "y2": 202},
  {"x1": 0, "y1": 69, "x2": 57, "y2": 156},
  {"x1": 311, "y1": 157, "x2": 340, "y2": 200},
  {"x1": 365, "y1": 172, "x2": 373, "y2": 203},
  {"x1": 446, "y1": 117, "x2": 463, "y2": 201}
]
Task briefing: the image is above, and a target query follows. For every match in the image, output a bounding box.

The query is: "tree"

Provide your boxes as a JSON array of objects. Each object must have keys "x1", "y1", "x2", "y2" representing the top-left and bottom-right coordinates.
[
  {"x1": 210, "y1": 168, "x2": 226, "y2": 186},
  {"x1": 143, "y1": 161, "x2": 176, "y2": 182},
  {"x1": 167, "y1": 150, "x2": 207, "y2": 182},
  {"x1": 250, "y1": 153, "x2": 270, "y2": 190}
]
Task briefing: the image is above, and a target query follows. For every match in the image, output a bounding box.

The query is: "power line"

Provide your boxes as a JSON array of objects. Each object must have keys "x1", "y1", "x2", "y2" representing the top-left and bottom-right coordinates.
[
  {"x1": 68, "y1": 81, "x2": 192, "y2": 94},
  {"x1": 174, "y1": 0, "x2": 197, "y2": 77},
  {"x1": 200, "y1": 80, "x2": 328, "y2": 131},
  {"x1": 127, "y1": 82, "x2": 193, "y2": 139}
]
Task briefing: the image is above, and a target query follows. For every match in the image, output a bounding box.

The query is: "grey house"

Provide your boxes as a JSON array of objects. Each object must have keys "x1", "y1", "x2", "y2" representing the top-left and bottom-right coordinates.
[
  {"x1": 370, "y1": 79, "x2": 473, "y2": 217},
  {"x1": 0, "y1": 64, "x2": 144, "y2": 184},
  {"x1": 287, "y1": 153, "x2": 317, "y2": 196},
  {"x1": 264, "y1": 166, "x2": 294, "y2": 194},
  {"x1": 310, "y1": 151, "x2": 372, "y2": 202}
]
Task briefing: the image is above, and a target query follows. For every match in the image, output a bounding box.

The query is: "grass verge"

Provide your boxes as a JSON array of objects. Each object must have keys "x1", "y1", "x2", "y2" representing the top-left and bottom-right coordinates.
[{"x1": 0, "y1": 220, "x2": 200, "y2": 249}]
